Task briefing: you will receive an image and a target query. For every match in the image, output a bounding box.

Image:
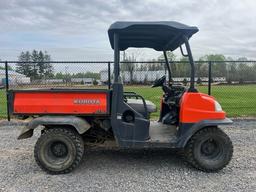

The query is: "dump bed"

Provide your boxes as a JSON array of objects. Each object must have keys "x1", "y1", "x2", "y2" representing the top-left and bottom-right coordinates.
[{"x1": 9, "y1": 89, "x2": 110, "y2": 116}]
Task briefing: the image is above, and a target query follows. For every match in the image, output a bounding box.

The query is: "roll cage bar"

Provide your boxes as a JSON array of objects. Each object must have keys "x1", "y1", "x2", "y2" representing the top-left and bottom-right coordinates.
[
  {"x1": 163, "y1": 50, "x2": 172, "y2": 84},
  {"x1": 109, "y1": 21, "x2": 198, "y2": 92}
]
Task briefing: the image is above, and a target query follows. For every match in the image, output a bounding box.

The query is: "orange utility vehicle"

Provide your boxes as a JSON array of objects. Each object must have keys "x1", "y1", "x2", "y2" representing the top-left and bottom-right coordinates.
[{"x1": 9, "y1": 21, "x2": 233, "y2": 174}]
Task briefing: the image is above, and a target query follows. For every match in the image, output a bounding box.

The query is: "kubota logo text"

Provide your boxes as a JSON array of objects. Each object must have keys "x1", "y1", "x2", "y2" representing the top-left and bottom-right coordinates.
[{"x1": 73, "y1": 99, "x2": 100, "y2": 105}]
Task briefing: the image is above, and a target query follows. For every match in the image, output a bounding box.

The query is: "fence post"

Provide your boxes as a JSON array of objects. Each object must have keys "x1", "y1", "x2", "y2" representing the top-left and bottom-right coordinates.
[
  {"x1": 5, "y1": 61, "x2": 10, "y2": 121},
  {"x1": 108, "y1": 62, "x2": 111, "y2": 89},
  {"x1": 208, "y1": 61, "x2": 212, "y2": 95}
]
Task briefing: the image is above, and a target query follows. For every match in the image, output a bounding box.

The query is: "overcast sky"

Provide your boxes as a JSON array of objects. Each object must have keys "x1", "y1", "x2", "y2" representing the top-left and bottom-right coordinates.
[{"x1": 0, "y1": 0, "x2": 255, "y2": 61}]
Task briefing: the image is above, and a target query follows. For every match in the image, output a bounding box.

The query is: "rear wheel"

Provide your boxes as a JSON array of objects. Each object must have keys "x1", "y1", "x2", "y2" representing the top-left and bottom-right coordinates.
[
  {"x1": 185, "y1": 127, "x2": 233, "y2": 172},
  {"x1": 34, "y1": 127, "x2": 84, "y2": 174}
]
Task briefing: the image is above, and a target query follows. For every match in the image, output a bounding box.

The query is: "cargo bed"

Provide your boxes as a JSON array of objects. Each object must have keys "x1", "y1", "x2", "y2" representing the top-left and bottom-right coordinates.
[{"x1": 8, "y1": 88, "x2": 111, "y2": 116}]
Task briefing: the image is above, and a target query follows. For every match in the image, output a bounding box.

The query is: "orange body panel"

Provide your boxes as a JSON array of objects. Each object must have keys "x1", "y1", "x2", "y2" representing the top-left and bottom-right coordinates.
[
  {"x1": 179, "y1": 92, "x2": 226, "y2": 123},
  {"x1": 13, "y1": 91, "x2": 109, "y2": 115}
]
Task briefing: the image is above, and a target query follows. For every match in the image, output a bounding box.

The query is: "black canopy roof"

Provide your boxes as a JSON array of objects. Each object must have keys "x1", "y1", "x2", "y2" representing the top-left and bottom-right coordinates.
[{"x1": 108, "y1": 21, "x2": 198, "y2": 51}]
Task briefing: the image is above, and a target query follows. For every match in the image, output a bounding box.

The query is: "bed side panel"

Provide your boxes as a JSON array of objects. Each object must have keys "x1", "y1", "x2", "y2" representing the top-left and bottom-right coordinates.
[{"x1": 12, "y1": 91, "x2": 109, "y2": 115}]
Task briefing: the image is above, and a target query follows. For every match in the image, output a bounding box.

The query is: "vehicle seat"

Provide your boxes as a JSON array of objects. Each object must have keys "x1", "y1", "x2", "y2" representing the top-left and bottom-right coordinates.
[{"x1": 126, "y1": 99, "x2": 157, "y2": 117}]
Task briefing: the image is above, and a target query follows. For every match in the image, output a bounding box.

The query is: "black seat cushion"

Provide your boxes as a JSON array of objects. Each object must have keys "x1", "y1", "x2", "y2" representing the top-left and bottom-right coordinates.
[{"x1": 126, "y1": 99, "x2": 157, "y2": 115}]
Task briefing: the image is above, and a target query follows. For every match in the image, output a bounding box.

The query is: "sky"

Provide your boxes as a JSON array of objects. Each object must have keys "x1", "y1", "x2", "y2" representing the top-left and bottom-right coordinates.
[{"x1": 0, "y1": 0, "x2": 255, "y2": 62}]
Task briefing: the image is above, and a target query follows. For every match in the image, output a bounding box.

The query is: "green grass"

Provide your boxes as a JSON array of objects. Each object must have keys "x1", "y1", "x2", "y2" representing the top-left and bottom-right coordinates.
[
  {"x1": 0, "y1": 90, "x2": 7, "y2": 118},
  {"x1": 125, "y1": 85, "x2": 256, "y2": 118},
  {"x1": 1, "y1": 85, "x2": 255, "y2": 119},
  {"x1": 202, "y1": 85, "x2": 256, "y2": 117}
]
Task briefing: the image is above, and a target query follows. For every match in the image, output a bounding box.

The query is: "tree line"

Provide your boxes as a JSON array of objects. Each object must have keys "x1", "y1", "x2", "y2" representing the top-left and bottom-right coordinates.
[
  {"x1": 14, "y1": 51, "x2": 100, "y2": 80},
  {"x1": 13, "y1": 50, "x2": 256, "y2": 83},
  {"x1": 121, "y1": 52, "x2": 256, "y2": 83},
  {"x1": 15, "y1": 50, "x2": 54, "y2": 80},
  {"x1": 55, "y1": 72, "x2": 100, "y2": 80}
]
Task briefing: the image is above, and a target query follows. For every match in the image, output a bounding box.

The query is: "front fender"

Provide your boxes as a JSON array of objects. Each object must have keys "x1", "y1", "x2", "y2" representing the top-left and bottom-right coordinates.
[
  {"x1": 177, "y1": 118, "x2": 233, "y2": 148},
  {"x1": 18, "y1": 116, "x2": 91, "y2": 139}
]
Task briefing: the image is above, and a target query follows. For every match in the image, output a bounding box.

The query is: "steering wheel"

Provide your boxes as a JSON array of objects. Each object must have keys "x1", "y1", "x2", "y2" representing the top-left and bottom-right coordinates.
[{"x1": 152, "y1": 75, "x2": 166, "y2": 88}]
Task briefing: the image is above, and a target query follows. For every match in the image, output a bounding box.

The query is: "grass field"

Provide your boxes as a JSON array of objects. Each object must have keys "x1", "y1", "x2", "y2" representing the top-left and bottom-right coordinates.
[
  {"x1": 0, "y1": 90, "x2": 7, "y2": 118},
  {"x1": 0, "y1": 85, "x2": 255, "y2": 119},
  {"x1": 125, "y1": 85, "x2": 256, "y2": 118}
]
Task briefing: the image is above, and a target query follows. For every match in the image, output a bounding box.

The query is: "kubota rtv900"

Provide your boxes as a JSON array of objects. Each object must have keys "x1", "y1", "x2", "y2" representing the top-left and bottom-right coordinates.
[{"x1": 9, "y1": 21, "x2": 233, "y2": 174}]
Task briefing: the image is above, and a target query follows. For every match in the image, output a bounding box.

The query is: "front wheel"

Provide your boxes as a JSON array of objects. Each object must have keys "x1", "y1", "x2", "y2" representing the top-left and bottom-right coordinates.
[
  {"x1": 34, "y1": 127, "x2": 84, "y2": 174},
  {"x1": 185, "y1": 127, "x2": 233, "y2": 172}
]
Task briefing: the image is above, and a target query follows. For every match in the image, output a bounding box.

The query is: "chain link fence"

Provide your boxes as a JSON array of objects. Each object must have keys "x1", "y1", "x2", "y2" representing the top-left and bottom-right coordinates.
[
  {"x1": 209, "y1": 61, "x2": 256, "y2": 117},
  {"x1": 0, "y1": 60, "x2": 255, "y2": 119}
]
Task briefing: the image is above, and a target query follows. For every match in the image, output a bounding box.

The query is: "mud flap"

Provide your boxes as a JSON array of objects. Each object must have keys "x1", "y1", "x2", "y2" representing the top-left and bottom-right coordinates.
[{"x1": 18, "y1": 127, "x2": 34, "y2": 140}]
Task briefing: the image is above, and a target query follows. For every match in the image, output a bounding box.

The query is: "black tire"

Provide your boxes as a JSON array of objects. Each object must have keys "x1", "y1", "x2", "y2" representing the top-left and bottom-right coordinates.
[
  {"x1": 34, "y1": 127, "x2": 84, "y2": 174},
  {"x1": 185, "y1": 127, "x2": 233, "y2": 172}
]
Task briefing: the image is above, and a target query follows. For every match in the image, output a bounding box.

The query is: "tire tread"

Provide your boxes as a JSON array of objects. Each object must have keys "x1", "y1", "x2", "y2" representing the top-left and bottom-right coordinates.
[
  {"x1": 34, "y1": 127, "x2": 84, "y2": 174},
  {"x1": 185, "y1": 127, "x2": 233, "y2": 172}
]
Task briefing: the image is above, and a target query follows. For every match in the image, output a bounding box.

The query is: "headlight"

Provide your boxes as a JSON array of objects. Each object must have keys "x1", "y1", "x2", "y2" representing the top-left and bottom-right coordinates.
[{"x1": 214, "y1": 101, "x2": 222, "y2": 112}]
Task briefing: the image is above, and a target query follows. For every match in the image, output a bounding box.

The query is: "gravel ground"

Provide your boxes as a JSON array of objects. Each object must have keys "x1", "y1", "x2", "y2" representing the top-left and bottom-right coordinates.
[{"x1": 0, "y1": 119, "x2": 255, "y2": 192}]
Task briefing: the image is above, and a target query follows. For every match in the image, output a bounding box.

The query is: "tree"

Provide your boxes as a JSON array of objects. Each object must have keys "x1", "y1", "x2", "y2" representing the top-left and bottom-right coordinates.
[
  {"x1": 197, "y1": 55, "x2": 256, "y2": 83},
  {"x1": 0, "y1": 64, "x2": 13, "y2": 71},
  {"x1": 71, "y1": 72, "x2": 100, "y2": 79},
  {"x1": 158, "y1": 51, "x2": 177, "y2": 75},
  {"x1": 55, "y1": 72, "x2": 64, "y2": 79},
  {"x1": 37, "y1": 51, "x2": 45, "y2": 78},
  {"x1": 236, "y1": 57, "x2": 255, "y2": 82},
  {"x1": 16, "y1": 50, "x2": 54, "y2": 79},
  {"x1": 38, "y1": 51, "x2": 53, "y2": 78},
  {"x1": 179, "y1": 57, "x2": 190, "y2": 77},
  {"x1": 121, "y1": 55, "x2": 136, "y2": 83},
  {"x1": 31, "y1": 50, "x2": 39, "y2": 79},
  {"x1": 199, "y1": 54, "x2": 226, "y2": 77},
  {"x1": 143, "y1": 74, "x2": 148, "y2": 84},
  {"x1": 139, "y1": 63, "x2": 147, "y2": 71},
  {"x1": 16, "y1": 51, "x2": 33, "y2": 77},
  {"x1": 158, "y1": 51, "x2": 176, "y2": 61},
  {"x1": 0, "y1": 59, "x2": 12, "y2": 70}
]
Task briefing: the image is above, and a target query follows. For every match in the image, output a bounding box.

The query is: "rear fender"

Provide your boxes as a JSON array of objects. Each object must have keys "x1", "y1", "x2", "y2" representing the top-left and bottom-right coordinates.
[
  {"x1": 177, "y1": 118, "x2": 233, "y2": 148},
  {"x1": 17, "y1": 116, "x2": 91, "y2": 139}
]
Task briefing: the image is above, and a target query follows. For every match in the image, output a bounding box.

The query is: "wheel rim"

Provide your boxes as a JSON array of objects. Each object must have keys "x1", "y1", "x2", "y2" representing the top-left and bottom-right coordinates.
[
  {"x1": 200, "y1": 139, "x2": 222, "y2": 159},
  {"x1": 50, "y1": 141, "x2": 68, "y2": 158},
  {"x1": 41, "y1": 138, "x2": 75, "y2": 169}
]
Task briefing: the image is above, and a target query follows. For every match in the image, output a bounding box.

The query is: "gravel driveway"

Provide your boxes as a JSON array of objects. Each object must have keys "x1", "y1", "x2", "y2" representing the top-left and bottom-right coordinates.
[{"x1": 0, "y1": 119, "x2": 255, "y2": 192}]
